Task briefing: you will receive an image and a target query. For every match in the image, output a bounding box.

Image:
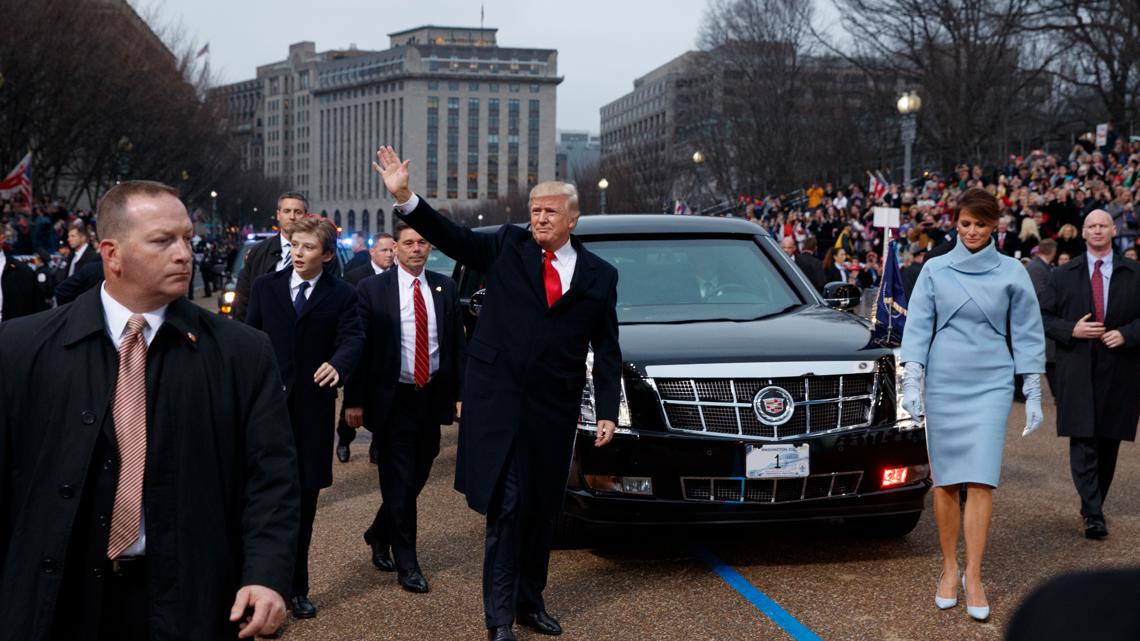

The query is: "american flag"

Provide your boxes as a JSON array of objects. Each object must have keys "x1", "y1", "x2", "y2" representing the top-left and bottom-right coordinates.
[
  {"x1": 0, "y1": 153, "x2": 32, "y2": 212},
  {"x1": 867, "y1": 171, "x2": 888, "y2": 202},
  {"x1": 673, "y1": 200, "x2": 692, "y2": 216}
]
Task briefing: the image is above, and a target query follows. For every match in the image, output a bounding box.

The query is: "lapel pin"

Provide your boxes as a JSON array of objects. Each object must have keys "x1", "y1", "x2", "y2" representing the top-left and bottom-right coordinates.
[
  {"x1": 435, "y1": 286, "x2": 442, "y2": 292},
  {"x1": 187, "y1": 331, "x2": 197, "y2": 344}
]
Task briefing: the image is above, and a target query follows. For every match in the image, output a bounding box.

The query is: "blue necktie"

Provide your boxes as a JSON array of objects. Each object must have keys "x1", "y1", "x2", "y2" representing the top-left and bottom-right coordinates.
[{"x1": 293, "y1": 281, "x2": 310, "y2": 316}]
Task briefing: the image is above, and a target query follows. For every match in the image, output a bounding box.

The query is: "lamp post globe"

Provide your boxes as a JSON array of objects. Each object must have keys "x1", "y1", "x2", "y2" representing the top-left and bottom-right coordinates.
[{"x1": 598, "y1": 177, "x2": 609, "y2": 214}]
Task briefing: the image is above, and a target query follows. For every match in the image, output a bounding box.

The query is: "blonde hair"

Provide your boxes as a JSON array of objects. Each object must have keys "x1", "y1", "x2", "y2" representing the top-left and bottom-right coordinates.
[
  {"x1": 1019, "y1": 217, "x2": 1040, "y2": 242},
  {"x1": 529, "y1": 181, "x2": 579, "y2": 216}
]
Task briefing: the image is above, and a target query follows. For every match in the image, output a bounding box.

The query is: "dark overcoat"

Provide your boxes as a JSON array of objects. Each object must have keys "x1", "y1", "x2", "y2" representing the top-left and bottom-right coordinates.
[
  {"x1": 1039, "y1": 253, "x2": 1140, "y2": 441},
  {"x1": 1, "y1": 257, "x2": 46, "y2": 320},
  {"x1": 0, "y1": 288, "x2": 299, "y2": 641},
  {"x1": 233, "y1": 234, "x2": 340, "y2": 322},
  {"x1": 343, "y1": 267, "x2": 465, "y2": 430},
  {"x1": 246, "y1": 268, "x2": 363, "y2": 489},
  {"x1": 398, "y1": 198, "x2": 621, "y2": 516}
]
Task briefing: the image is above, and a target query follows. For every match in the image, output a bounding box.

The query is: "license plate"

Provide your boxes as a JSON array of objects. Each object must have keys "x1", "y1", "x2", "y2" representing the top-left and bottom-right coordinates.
[{"x1": 745, "y1": 443, "x2": 810, "y2": 479}]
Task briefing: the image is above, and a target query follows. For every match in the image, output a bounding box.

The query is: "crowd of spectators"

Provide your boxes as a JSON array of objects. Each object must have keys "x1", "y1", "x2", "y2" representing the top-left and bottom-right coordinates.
[{"x1": 742, "y1": 130, "x2": 1140, "y2": 295}]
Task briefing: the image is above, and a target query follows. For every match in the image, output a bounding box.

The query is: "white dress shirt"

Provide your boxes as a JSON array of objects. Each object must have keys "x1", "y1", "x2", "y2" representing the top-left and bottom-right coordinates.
[
  {"x1": 397, "y1": 265, "x2": 439, "y2": 384},
  {"x1": 372, "y1": 261, "x2": 387, "y2": 275},
  {"x1": 544, "y1": 239, "x2": 576, "y2": 295},
  {"x1": 69, "y1": 243, "x2": 89, "y2": 277},
  {"x1": 394, "y1": 191, "x2": 577, "y2": 294},
  {"x1": 277, "y1": 234, "x2": 293, "y2": 272},
  {"x1": 289, "y1": 270, "x2": 321, "y2": 305},
  {"x1": 100, "y1": 283, "x2": 168, "y2": 557},
  {"x1": 1087, "y1": 250, "x2": 1113, "y2": 311}
]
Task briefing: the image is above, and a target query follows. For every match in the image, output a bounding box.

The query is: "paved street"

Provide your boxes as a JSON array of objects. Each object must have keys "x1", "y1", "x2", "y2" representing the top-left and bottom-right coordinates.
[{"x1": 192, "y1": 295, "x2": 1139, "y2": 641}]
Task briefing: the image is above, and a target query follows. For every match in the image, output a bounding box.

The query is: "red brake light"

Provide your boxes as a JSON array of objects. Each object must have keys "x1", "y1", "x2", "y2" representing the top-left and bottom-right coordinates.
[{"x1": 881, "y1": 467, "x2": 908, "y2": 488}]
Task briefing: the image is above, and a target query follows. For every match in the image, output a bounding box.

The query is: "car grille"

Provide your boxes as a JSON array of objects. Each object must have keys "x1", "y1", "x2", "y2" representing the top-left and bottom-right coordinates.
[
  {"x1": 681, "y1": 472, "x2": 864, "y2": 504},
  {"x1": 653, "y1": 373, "x2": 876, "y2": 441}
]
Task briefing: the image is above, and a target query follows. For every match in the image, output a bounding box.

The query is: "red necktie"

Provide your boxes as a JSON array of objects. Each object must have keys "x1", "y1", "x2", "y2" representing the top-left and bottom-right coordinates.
[
  {"x1": 413, "y1": 280, "x2": 429, "y2": 387},
  {"x1": 107, "y1": 314, "x2": 148, "y2": 559},
  {"x1": 543, "y1": 250, "x2": 562, "y2": 307},
  {"x1": 1092, "y1": 259, "x2": 1106, "y2": 323}
]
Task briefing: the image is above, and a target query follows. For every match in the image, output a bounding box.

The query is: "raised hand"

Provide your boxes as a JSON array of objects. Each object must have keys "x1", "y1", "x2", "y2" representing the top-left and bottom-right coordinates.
[{"x1": 372, "y1": 145, "x2": 412, "y2": 202}]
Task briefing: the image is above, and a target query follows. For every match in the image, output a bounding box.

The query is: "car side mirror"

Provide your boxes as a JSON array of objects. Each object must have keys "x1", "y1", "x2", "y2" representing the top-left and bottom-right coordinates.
[
  {"x1": 823, "y1": 282, "x2": 861, "y2": 311},
  {"x1": 468, "y1": 287, "x2": 486, "y2": 317}
]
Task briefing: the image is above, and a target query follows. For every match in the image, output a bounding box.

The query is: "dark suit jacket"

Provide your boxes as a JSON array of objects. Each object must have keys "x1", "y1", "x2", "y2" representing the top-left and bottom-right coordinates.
[
  {"x1": 246, "y1": 268, "x2": 363, "y2": 489},
  {"x1": 1025, "y1": 256, "x2": 1056, "y2": 363},
  {"x1": 63, "y1": 243, "x2": 99, "y2": 278},
  {"x1": 1039, "y1": 253, "x2": 1140, "y2": 441},
  {"x1": 901, "y1": 262, "x2": 923, "y2": 300},
  {"x1": 53, "y1": 257, "x2": 104, "y2": 305},
  {"x1": 995, "y1": 231, "x2": 1022, "y2": 257},
  {"x1": 1, "y1": 257, "x2": 46, "y2": 320},
  {"x1": 398, "y1": 197, "x2": 621, "y2": 516},
  {"x1": 344, "y1": 268, "x2": 465, "y2": 430},
  {"x1": 233, "y1": 234, "x2": 340, "y2": 322},
  {"x1": 0, "y1": 289, "x2": 299, "y2": 641},
  {"x1": 345, "y1": 263, "x2": 384, "y2": 286},
  {"x1": 344, "y1": 250, "x2": 370, "y2": 274},
  {"x1": 792, "y1": 253, "x2": 827, "y2": 292}
]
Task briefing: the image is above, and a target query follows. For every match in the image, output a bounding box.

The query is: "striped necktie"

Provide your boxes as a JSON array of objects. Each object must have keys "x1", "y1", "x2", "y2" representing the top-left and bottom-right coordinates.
[{"x1": 107, "y1": 314, "x2": 149, "y2": 559}]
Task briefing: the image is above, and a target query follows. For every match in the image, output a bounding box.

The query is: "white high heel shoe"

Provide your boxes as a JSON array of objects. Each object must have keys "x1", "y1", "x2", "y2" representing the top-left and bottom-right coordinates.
[
  {"x1": 962, "y1": 574, "x2": 990, "y2": 621},
  {"x1": 934, "y1": 571, "x2": 958, "y2": 609}
]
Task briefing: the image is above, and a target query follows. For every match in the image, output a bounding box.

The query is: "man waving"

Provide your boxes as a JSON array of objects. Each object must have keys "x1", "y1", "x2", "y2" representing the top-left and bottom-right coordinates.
[{"x1": 374, "y1": 146, "x2": 620, "y2": 641}]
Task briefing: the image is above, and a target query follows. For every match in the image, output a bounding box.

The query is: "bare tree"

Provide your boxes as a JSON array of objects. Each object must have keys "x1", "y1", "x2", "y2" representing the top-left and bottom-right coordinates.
[{"x1": 831, "y1": 0, "x2": 1063, "y2": 167}]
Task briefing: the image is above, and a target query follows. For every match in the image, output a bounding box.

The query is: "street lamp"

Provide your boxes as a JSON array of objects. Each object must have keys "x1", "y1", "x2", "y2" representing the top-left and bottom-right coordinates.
[
  {"x1": 210, "y1": 190, "x2": 218, "y2": 225},
  {"x1": 692, "y1": 150, "x2": 705, "y2": 165},
  {"x1": 598, "y1": 177, "x2": 609, "y2": 214},
  {"x1": 896, "y1": 91, "x2": 922, "y2": 187},
  {"x1": 477, "y1": 213, "x2": 484, "y2": 224}
]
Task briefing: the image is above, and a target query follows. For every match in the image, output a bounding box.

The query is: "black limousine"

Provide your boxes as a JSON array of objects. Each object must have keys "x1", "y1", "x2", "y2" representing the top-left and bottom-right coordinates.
[{"x1": 453, "y1": 215, "x2": 930, "y2": 544}]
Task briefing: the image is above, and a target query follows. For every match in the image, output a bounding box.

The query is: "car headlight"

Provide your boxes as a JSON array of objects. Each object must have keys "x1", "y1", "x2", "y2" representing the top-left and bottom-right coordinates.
[
  {"x1": 223, "y1": 291, "x2": 236, "y2": 304},
  {"x1": 580, "y1": 349, "x2": 632, "y2": 430},
  {"x1": 893, "y1": 349, "x2": 923, "y2": 431}
]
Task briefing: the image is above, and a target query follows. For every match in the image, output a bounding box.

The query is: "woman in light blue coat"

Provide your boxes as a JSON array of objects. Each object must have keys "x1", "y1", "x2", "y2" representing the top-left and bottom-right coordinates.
[{"x1": 900, "y1": 188, "x2": 1046, "y2": 622}]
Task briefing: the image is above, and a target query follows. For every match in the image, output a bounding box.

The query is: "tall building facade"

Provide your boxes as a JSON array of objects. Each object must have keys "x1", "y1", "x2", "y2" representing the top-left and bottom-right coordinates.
[
  {"x1": 555, "y1": 130, "x2": 600, "y2": 183},
  {"x1": 213, "y1": 26, "x2": 560, "y2": 235}
]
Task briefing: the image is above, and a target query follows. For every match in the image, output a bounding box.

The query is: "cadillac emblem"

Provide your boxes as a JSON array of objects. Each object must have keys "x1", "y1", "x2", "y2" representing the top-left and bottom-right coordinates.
[{"x1": 753, "y1": 386, "x2": 796, "y2": 426}]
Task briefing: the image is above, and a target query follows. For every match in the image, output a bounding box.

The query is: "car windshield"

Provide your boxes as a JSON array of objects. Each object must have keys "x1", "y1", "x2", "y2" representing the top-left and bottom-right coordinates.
[
  {"x1": 426, "y1": 251, "x2": 457, "y2": 277},
  {"x1": 584, "y1": 238, "x2": 802, "y2": 323}
]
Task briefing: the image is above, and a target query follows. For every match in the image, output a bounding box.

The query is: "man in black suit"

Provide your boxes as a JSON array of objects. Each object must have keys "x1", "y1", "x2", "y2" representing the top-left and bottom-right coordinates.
[
  {"x1": 1, "y1": 247, "x2": 47, "y2": 321},
  {"x1": 338, "y1": 232, "x2": 397, "y2": 463},
  {"x1": 344, "y1": 222, "x2": 464, "y2": 593},
  {"x1": 344, "y1": 231, "x2": 371, "y2": 273},
  {"x1": 1025, "y1": 238, "x2": 1058, "y2": 396},
  {"x1": 0, "y1": 181, "x2": 298, "y2": 640},
  {"x1": 62, "y1": 222, "x2": 99, "y2": 278},
  {"x1": 245, "y1": 216, "x2": 363, "y2": 618},
  {"x1": 996, "y1": 217, "x2": 1022, "y2": 258},
  {"x1": 375, "y1": 146, "x2": 621, "y2": 641},
  {"x1": 779, "y1": 236, "x2": 826, "y2": 292},
  {"x1": 1039, "y1": 210, "x2": 1140, "y2": 539},
  {"x1": 234, "y1": 192, "x2": 311, "y2": 322}
]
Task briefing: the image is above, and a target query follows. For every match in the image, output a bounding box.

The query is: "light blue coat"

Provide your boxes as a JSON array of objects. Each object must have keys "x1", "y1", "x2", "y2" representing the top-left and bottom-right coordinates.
[{"x1": 901, "y1": 240, "x2": 1045, "y2": 487}]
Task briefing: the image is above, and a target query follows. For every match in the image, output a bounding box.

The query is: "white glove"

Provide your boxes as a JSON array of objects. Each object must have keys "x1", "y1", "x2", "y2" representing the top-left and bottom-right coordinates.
[
  {"x1": 900, "y1": 361, "x2": 925, "y2": 419},
  {"x1": 1022, "y1": 374, "x2": 1044, "y2": 436}
]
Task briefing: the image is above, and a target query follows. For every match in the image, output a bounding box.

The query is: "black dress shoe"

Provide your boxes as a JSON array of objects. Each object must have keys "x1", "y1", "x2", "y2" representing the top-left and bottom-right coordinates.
[
  {"x1": 289, "y1": 596, "x2": 317, "y2": 619},
  {"x1": 397, "y1": 568, "x2": 430, "y2": 593},
  {"x1": 336, "y1": 442, "x2": 350, "y2": 463},
  {"x1": 517, "y1": 610, "x2": 562, "y2": 635},
  {"x1": 1085, "y1": 515, "x2": 1108, "y2": 539},
  {"x1": 363, "y1": 532, "x2": 395, "y2": 571},
  {"x1": 487, "y1": 625, "x2": 517, "y2": 641}
]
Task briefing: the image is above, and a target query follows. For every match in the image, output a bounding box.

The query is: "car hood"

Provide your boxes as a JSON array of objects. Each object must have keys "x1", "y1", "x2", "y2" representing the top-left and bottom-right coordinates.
[{"x1": 618, "y1": 305, "x2": 889, "y2": 371}]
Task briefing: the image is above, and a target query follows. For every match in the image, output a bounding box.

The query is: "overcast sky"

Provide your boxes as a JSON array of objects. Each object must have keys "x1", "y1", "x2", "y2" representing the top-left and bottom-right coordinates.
[{"x1": 135, "y1": 0, "x2": 732, "y2": 132}]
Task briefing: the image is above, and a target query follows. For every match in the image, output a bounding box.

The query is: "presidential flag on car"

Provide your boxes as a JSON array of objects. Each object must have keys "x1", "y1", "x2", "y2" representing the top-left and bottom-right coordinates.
[
  {"x1": 0, "y1": 152, "x2": 32, "y2": 213},
  {"x1": 870, "y1": 240, "x2": 908, "y2": 346}
]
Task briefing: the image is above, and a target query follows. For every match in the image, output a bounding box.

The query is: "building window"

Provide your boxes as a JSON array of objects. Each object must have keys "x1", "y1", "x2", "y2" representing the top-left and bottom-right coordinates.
[
  {"x1": 448, "y1": 81, "x2": 460, "y2": 91},
  {"x1": 447, "y1": 97, "x2": 459, "y2": 199},
  {"x1": 348, "y1": 210, "x2": 356, "y2": 234},
  {"x1": 507, "y1": 99, "x2": 520, "y2": 196},
  {"x1": 427, "y1": 96, "x2": 439, "y2": 199},
  {"x1": 428, "y1": 80, "x2": 439, "y2": 90},
  {"x1": 488, "y1": 98, "x2": 500, "y2": 200},
  {"x1": 527, "y1": 100, "x2": 540, "y2": 189},
  {"x1": 467, "y1": 98, "x2": 480, "y2": 200},
  {"x1": 509, "y1": 83, "x2": 521, "y2": 93},
  {"x1": 530, "y1": 84, "x2": 540, "y2": 93},
  {"x1": 469, "y1": 82, "x2": 480, "y2": 92},
  {"x1": 488, "y1": 83, "x2": 499, "y2": 93}
]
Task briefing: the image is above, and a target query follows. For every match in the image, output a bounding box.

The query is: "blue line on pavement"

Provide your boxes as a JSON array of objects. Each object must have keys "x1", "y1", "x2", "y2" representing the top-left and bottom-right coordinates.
[{"x1": 690, "y1": 543, "x2": 825, "y2": 641}]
